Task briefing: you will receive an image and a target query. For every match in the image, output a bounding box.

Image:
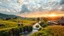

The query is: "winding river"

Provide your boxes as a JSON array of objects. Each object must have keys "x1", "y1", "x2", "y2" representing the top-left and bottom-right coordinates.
[
  {"x1": 23, "y1": 28, "x2": 38, "y2": 36},
  {"x1": 22, "y1": 21, "x2": 41, "y2": 36}
]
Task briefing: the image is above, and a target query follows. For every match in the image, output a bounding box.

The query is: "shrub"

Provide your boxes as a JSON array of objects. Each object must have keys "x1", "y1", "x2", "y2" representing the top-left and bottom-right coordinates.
[
  {"x1": 36, "y1": 25, "x2": 39, "y2": 28},
  {"x1": 27, "y1": 26, "x2": 33, "y2": 32},
  {"x1": 0, "y1": 26, "x2": 33, "y2": 36},
  {"x1": 10, "y1": 28, "x2": 19, "y2": 36},
  {"x1": 38, "y1": 28, "x2": 42, "y2": 31},
  {"x1": 39, "y1": 22, "x2": 48, "y2": 28},
  {"x1": 0, "y1": 30, "x2": 10, "y2": 36}
]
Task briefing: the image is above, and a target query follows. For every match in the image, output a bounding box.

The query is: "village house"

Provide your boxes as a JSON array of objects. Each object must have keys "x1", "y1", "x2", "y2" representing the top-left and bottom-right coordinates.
[
  {"x1": 33, "y1": 21, "x2": 42, "y2": 30},
  {"x1": 57, "y1": 17, "x2": 64, "y2": 25}
]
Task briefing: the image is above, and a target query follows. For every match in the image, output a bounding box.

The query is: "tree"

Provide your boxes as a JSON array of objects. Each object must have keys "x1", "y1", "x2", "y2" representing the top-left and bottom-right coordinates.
[
  {"x1": 36, "y1": 25, "x2": 39, "y2": 28},
  {"x1": 37, "y1": 18, "x2": 40, "y2": 22}
]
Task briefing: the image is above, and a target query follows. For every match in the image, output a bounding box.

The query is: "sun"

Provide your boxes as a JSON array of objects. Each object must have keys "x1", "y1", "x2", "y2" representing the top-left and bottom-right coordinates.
[{"x1": 49, "y1": 14, "x2": 57, "y2": 17}]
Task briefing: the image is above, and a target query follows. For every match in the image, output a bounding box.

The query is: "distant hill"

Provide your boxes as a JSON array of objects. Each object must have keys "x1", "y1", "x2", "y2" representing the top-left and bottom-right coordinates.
[
  {"x1": 0, "y1": 13, "x2": 18, "y2": 19},
  {"x1": 0, "y1": 13, "x2": 35, "y2": 20}
]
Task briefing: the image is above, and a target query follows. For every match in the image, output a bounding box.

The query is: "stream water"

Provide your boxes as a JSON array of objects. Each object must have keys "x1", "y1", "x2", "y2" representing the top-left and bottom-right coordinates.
[
  {"x1": 22, "y1": 29, "x2": 38, "y2": 36},
  {"x1": 21, "y1": 23, "x2": 40, "y2": 36}
]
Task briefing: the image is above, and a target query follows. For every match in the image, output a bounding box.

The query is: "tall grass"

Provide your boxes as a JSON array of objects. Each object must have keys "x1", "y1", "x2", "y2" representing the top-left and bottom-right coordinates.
[{"x1": 31, "y1": 26, "x2": 64, "y2": 36}]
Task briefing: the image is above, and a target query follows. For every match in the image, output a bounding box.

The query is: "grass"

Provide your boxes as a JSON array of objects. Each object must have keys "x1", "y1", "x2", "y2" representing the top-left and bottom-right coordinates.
[
  {"x1": 31, "y1": 25, "x2": 64, "y2": 36},
  {"x1": 0, "y1": 18, "x2": 36, "y2": 29},
  {"x1": 0, "y1": 18, "x2": 36, "y2": 36},
  {"x1": 0, "y1": 27, "x2": 17, "y2": 31},
  {"x1": 0, "y1": 20, "x2": 17, "y2": 27}
]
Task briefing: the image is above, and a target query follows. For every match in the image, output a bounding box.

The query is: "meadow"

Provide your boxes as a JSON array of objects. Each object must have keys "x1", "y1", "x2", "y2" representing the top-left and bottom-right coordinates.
[
  {"x1": 0, "y1": 18, "x2": 36, "y2": 28},
  {"x1": 0, "y1": 18, "x2": 36, "y2": 36},
  {"x1": 0, "y1": 17, "x2": 64, "y2": 36},
  {"x1": 31, "y1": 25, "x2": 64, "y2": 36}
]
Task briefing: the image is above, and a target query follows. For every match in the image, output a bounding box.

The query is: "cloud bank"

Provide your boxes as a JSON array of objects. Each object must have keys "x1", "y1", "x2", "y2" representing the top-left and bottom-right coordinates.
[{"x1": 0, "y1": 0, "x2": 64, "y2": 15}]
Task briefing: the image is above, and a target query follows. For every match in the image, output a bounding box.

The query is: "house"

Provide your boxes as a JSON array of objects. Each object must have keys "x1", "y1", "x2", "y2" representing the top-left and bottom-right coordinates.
[
  {"x1": 47, "y1": 21, "x2": 57, "y2": 25},
  {"x1": 57, "y1": 17, "x2": 64, "y2": 25},
  {"x1": 33, "y1": 21, "x2": 42, "y2": 30}
]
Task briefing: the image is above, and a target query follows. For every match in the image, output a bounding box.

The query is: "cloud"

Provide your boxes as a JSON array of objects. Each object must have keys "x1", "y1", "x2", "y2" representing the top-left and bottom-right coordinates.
[
  {"x1": 57, "y1": 0, "x2": 64, "y2": 11},
  {"x1": 19, "y1": 0, "x2": 61, "y2": 13},
  {"x1": 60, "y1": 0, "x2": 64, "y2": 5},
  {"x1": 0, "y1": 0, "x2": 21, "y2": 13},
  {"x1": 60, "y1": 5, "x2": 64, "y2": 11},
  {"x1": 0, "y1": 2, "x2": 2, "y2": 4},
  {"x1": 17, "y1": 0, "x2": 24, "y2": 5},
  {"x1": 0, "y1": 0, "x2": 63, "y2": 15},
  {"x1": 0, "y1": 8, "x2": 17, "y2": 12},
  {"x1": 7, "y1": 0, "x2": 10, "y2": 2},
  {"x1": 20, "y1": 4, "x2": 30, "y2": 13}
]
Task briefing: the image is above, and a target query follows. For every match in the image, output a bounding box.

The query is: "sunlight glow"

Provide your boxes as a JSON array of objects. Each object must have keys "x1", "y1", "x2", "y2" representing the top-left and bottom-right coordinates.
[{"x1": 48, "y1": 14, "x2": 57, "y2": 17}]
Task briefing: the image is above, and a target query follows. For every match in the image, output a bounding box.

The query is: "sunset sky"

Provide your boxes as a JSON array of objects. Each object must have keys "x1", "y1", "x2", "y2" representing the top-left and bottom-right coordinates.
[{"x1": 0, "y1": 0, "x2": 64, "y2": 17}]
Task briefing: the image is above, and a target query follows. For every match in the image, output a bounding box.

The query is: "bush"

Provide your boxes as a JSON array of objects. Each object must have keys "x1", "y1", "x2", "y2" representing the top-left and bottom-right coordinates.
[
  {"x1": 0, "y1": 26, "x2": 33, "y2": 36},
  {"x1": 39, "y1": 22, "x2": 48, "y2": 28},
  {"x1": 38, "y1": 28, "x2": 42, "y2": 31},
  {"x1": 0, "y1": 30, "x2": 10, "y2": 36},
  {"x1": 36, "y1": 25, "x2": 39, "y2": 28},
  {"x1": 27, "y1": 26, "x2": 33, "y2": 32},
  {"x1": 42, "y1": 24, "x2": 48, "y2": 28},
  {"x1": 10, "y1": 28, "x2": 20, "y2": 36}
]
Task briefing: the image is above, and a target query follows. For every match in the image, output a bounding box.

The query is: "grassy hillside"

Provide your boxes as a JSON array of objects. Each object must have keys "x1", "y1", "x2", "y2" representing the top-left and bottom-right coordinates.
[
  {"x1": 0, "y1": 18, "x2": 36, "y2": 29},
  {"x1": 0, "y1": 13, "x2": 17, "y2": 19}
]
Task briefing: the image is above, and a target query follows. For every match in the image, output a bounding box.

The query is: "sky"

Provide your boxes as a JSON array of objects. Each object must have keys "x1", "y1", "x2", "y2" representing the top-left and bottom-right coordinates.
[{"x1": 0, "y1": 0, "x2": 64, "y2": 15}]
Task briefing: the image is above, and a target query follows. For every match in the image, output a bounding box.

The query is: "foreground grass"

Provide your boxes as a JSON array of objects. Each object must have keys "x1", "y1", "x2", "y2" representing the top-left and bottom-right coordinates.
[{"x1": 31, "y1": 25, "x2": 64, "y2": 36}]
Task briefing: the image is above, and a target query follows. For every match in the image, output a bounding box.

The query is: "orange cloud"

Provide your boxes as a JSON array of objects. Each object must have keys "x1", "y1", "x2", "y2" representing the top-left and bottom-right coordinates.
[{"x1": 17, "y1": 10, "x2": 64, "y2": 18}]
